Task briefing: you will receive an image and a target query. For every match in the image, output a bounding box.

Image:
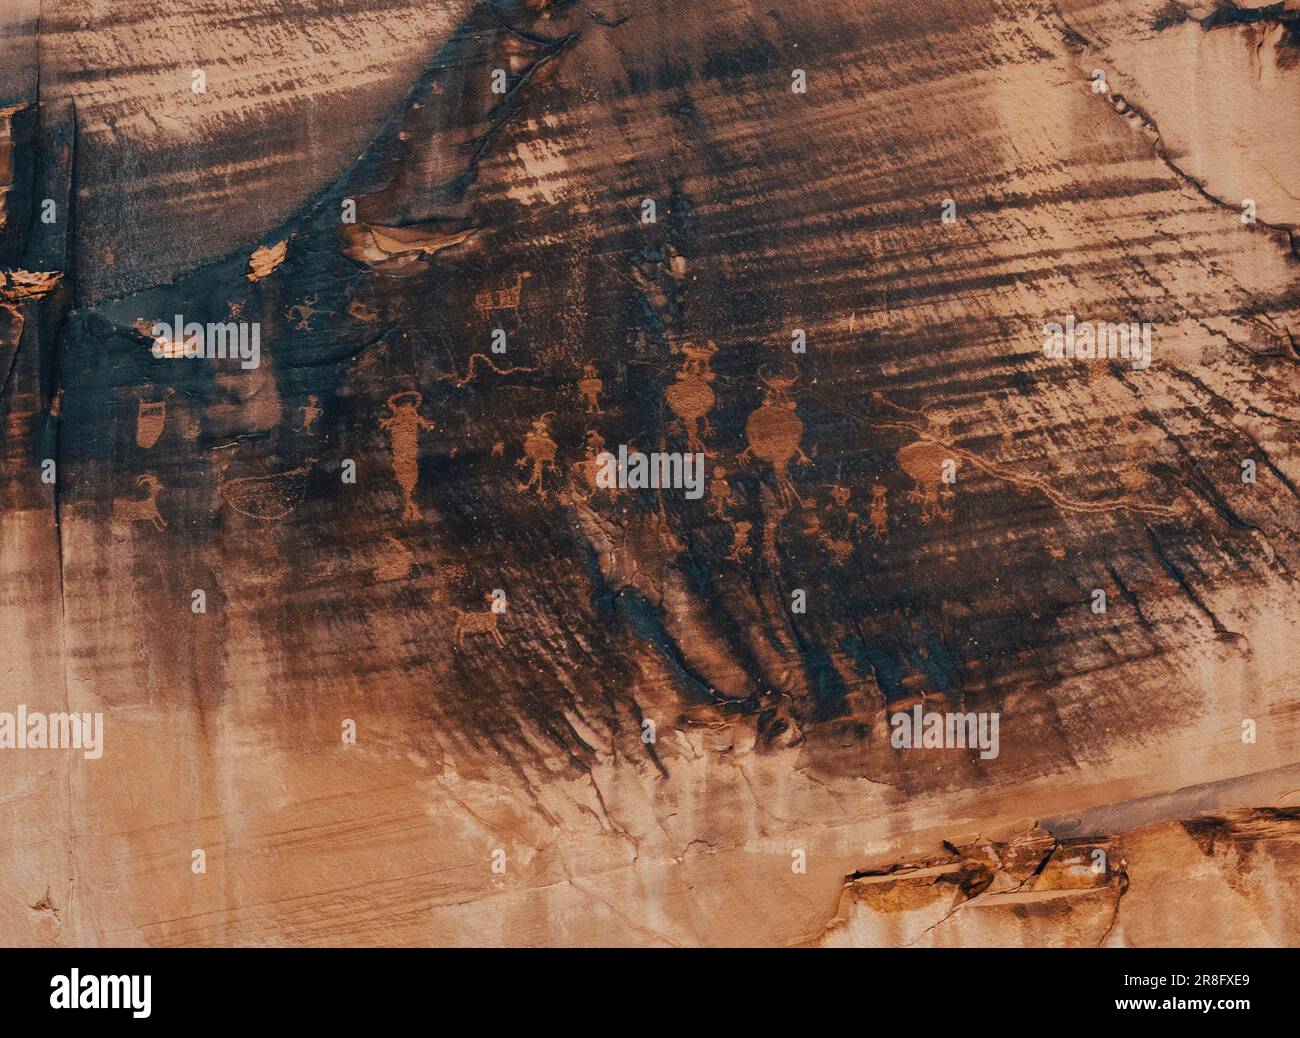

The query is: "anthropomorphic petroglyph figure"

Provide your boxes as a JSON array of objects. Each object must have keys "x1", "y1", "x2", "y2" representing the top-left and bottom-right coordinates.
[
  {"x1": 869, "y1": 484, "x2": 889, "y2": 537},
  {"x1": 475, "y1": 271, "x2": 531, "y2": 317},
  {"x1": 111, "y1": 474, "x2": 166, "y2": 532},
  {"x1": 897, "y1": 439, "x2": 953, "y2": 524},
  {"x1": 709, "y1": 464, "x2": 736, "y2": 520},
  {"x1": 738, "y1": 370, "x2": 809, "y2": 507},
  {"x1": 728, "y1": 520, "x2": 752, "y2": 563},
  {"x1": 574, "y1": 430, "x2": 616, "y2": 499},
  {"x1": 579, "y1": 364, "x2": 604, "y2": 414},
  {"x1": 827, "y1": 483, "x2": 859, "y2": 527},
  {"x1": 380, "y1": 391, "x2": 434, "y2": 521},
  {"x1": 288, "y1": 297, "x2": 316, "y2": 330},
  {"x1": 665, "y1": 340, "x2": 716, "y2": 453},
  {"x1": 298, "y1": 394, "x2": 322, "y2": 436},
  {"x1": 453, "y1": 594, "x2": 506, "y2": 650},
  {"x1": 518, "y1": 412, "x2": 558, "y2": 497}
]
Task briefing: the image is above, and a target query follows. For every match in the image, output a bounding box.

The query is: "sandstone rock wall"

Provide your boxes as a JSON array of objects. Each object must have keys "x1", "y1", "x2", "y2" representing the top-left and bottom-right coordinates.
[{"x1": 1, "y1": 0, "x2": 1297, "y2": 947}]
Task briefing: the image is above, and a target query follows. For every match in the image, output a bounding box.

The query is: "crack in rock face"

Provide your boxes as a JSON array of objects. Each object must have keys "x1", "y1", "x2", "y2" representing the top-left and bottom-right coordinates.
[{"x1": 1, "y1": 0, "x2": 1298, "y2": 947}]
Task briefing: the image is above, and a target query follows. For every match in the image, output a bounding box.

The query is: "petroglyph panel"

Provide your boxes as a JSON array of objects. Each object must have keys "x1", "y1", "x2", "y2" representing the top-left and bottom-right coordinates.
[{"x1": 1, "y1": 0, "x2": 1298, "y2": 948}]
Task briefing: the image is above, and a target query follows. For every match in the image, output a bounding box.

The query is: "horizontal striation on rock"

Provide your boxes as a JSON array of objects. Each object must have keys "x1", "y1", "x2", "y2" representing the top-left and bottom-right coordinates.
[{"x1": 0, "y1": 0, "x2": 1297, "y2": 946}]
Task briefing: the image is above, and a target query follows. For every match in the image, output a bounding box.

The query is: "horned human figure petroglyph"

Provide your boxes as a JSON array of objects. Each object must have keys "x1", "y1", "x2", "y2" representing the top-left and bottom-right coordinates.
[
  {"x1": 665, "y1": 340, "x2": 716, "y2": 453},
  {"x1": 738, "y1": 369, "x2": 809, "y2": 507},
  {"x1": 380, "y1": 391, "x2": 434, "y2": 521},
  {"x1": 111, "y1": 474, "x2": 166, "y2": 532}
]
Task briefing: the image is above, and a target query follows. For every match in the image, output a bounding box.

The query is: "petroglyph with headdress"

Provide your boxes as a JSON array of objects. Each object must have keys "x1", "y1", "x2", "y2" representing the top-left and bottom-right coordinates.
[
  {"x1": 518, "y1": 413, "x2": 558, "y2": 497},
  {"x1": 739, "y1": 369, "x2": 809, "y2": 507},
  {"x1": 579, "y1": 364, "x2": 604, "y2": 414},
  {"x1": 665, "y1": 340, "x2": 716, "y2": 453},
  {"x1": 380, "y1": 391, "x2": 434, "y2": 521}
]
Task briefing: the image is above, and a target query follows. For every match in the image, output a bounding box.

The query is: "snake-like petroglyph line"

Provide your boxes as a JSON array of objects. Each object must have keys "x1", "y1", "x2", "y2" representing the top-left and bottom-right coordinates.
[
  {"x1": 435, "y1": 352, "x2": 539, "y2": 388},
  {"x1": 806, "y1": 389, "x2": 1180, "y2": 520}
]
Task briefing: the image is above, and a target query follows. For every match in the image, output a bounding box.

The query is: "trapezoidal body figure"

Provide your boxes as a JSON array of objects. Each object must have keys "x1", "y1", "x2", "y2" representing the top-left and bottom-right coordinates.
[{"x1": 380, "y1": 391, "x2": 434, "y2": 522}]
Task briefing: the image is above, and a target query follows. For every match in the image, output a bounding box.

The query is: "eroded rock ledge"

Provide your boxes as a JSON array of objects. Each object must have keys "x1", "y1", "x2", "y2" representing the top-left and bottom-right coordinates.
[{"x1": 808, "y1": 808, "x2": 1300, "y2": 947}]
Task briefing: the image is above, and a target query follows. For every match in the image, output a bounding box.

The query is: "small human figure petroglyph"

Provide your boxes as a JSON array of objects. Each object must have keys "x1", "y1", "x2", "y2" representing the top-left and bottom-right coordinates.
[
  {"x1": 869, "y1": 484, "x2": 889, "y2": 537},
  {"x1": 728, "y1": 520, "x2": 752, "y2": 563},
  {"x1": 709, "y1": 464, "x2": 736, "y2": 520},
  {"x1": 518, "y1": 413, "x2": 558, "y2": 497},
  {"x1": 298, "y1": 394, "x2": 322, "y2": 436},
  {"x1": 579, "y1": 363, "x2": 604, "y2": 414}
]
